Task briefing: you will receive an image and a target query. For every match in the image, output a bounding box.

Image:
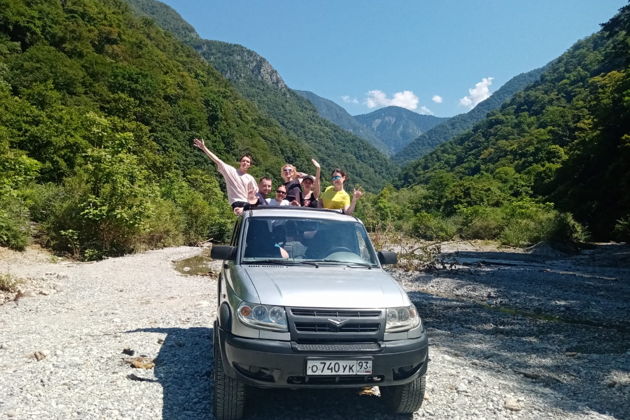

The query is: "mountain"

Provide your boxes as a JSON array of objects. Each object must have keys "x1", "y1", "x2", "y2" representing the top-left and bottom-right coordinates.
[
  {"x1": 293, "y1": 90, "x2": 388, "y2": 153},
  {"x1": 394, "y1": 67, "x2": 546, "y2": 164},
  {"x1": 354, "y1": 106, "x2": 446, "y2": 155},
  {"x1": 126, "y1": 0, "x2": 397, "y2": 190},
  {"x1": 0, "y1": 0, "x2": 328, "y2": 255},
  {"x1": 398, "y1": 4, "x2": 630, "y2": 240}
]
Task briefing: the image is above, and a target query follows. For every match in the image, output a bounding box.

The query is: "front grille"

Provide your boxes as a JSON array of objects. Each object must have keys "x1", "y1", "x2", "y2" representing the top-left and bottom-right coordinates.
[
  {"x1": 291, "y1": 309, "x2": 381, "y2": 318},
  {"x1": 292, "y1": 342, "x2": 381, "y2": 352},
  {"x1": 295, "y1": 322, "x2": 380, "y2": 333},
  {"x1": 288, "y1": 307, "x2": 385, "y2": 342}
]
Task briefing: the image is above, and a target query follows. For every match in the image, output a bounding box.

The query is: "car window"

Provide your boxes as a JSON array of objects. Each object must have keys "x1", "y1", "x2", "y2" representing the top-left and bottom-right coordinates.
[{"x1": 241, "y1": 217, "x2": 378, "y2": 266}]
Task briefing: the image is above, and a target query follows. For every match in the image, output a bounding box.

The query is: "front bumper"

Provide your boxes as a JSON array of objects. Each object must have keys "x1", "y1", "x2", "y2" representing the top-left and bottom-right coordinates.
[{"x1": 216, "y1": 327, "x2": 429, "y2": 389}]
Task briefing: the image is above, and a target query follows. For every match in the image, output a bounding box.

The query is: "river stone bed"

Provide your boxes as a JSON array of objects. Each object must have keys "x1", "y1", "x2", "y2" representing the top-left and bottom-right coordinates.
[{"x1": 0, "y1": 244, "x2": 628, "y2": 419}]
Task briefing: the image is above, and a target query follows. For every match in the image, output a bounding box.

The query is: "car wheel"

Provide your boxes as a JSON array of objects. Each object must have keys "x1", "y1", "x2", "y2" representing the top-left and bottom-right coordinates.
[
  {"x1": 213, "y1": 328, "x2": 247, "y2": 420},
  {"x1": 380, "y1": 373, "x2": 426, "y2": 414}
]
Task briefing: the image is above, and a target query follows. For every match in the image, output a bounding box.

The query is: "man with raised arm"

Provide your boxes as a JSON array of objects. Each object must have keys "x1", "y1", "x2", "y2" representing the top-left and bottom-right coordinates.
[{"x1": 193, "y1": 138, "x2": 258, "y2": 214}]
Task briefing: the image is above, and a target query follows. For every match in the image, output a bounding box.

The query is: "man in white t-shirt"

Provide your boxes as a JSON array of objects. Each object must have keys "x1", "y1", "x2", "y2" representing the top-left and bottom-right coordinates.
[{"x1": 193, "y1": 138, "x2": 258, "y2": 214}]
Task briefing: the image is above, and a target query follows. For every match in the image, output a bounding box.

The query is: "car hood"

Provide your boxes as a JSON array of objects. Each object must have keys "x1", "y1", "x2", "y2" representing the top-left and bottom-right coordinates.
[{"x1": 238, "y1": 265, "x2": 408, "y2": 308}]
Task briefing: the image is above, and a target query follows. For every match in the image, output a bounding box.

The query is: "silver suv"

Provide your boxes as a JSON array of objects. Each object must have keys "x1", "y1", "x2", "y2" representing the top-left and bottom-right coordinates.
[{"x1": 211, "y1": 207, "x2": 428, "y2": 419}]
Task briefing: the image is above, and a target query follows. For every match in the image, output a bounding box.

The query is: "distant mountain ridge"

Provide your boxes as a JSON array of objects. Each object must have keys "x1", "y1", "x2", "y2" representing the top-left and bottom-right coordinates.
[
  {"x1": 126, "y1": 0, "x2": 397, "y2": 190},
  {"x1": 293, "y1": 90, "x2": 388, "y2": 153},
  {"x1": 354, "y1": 106, "x2": 446, "y2": 155},
  {"x1": 394, "y1": 66, "x2": 546, "y2": 164}
]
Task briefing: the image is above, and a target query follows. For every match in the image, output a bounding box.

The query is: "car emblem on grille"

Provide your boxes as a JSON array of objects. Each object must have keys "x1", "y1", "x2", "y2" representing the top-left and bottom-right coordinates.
[{"x1": 328, "y1": 318, "x2": 347, "y2": 328}]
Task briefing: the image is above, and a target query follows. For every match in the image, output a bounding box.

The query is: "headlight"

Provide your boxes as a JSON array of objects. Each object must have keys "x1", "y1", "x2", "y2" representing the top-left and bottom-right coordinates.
[
  {"x1": 237, "y1": 302, "x2": 288, "y2": 331},
  {"x1": 386, "y1": 305, "x2": 421, "y2": 332}
]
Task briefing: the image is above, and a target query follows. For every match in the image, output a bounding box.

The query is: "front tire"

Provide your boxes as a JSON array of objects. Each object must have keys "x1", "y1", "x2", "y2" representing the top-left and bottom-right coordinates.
[
  {"x1": 213, "y1": 328, "x2": 247, "y2": 420},
  {"x1": 380, "y1": 373, "x2": 426, "y2": 414}
]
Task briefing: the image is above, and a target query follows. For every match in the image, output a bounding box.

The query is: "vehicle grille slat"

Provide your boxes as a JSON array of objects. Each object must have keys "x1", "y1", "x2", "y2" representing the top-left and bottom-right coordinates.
[{"x1": 288, "y1": 307, "x2": 385, "y2": 341}]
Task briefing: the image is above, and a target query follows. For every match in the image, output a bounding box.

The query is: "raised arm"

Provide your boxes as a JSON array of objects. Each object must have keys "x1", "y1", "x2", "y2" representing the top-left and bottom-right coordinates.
[
  {"x1": 193, "y1": 138, "x2": 225, "y2": 167},
  {"x1": 344, "y1": 188, "x2": 363, "y2": 216},
  {"x1": 311, "y1": 158, "x2": 321, "y2": 199}
]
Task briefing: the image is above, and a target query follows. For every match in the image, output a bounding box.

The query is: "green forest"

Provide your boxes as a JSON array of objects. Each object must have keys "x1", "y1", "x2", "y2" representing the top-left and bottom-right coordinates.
[{"x1": 0, "y1": 0, "x2": 628, "y2": 259}]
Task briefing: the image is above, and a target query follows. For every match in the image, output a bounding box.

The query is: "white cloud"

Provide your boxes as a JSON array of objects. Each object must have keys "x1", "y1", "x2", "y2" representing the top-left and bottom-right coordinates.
[
  {"x1": 432, "y1": 95, "x2": 443, "y2": 104},
  {"x1": 365, "y1": 89, "x2": 419, "y2": 111},
  {"x1": 341, "y1": 95, "x2": 359, "y2": 104},
  {"x1": 459, "y1": 77, "x2": 494, "y2": 110}
]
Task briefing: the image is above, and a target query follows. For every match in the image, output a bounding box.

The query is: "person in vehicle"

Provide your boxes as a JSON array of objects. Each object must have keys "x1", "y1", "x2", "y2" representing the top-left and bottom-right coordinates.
[
  {"x1": 302, "y1": 159, "x2": 321, "y2": 208},
  {"x1": 280, "y1": 159, "x2": 321, "y2": 206},
  {"x1": 232, "y1": 176, "x2": 273, "y2": 215},
  {"x1": 319, "y1": 168, "x2": 363, "y2": 215},
  {"x1": 280, "y1": 164, "x2": 303, "y2": 206},
  {"x1": 266, "y1": 185, "x2": 290, "y2": 206},
  {"x1": 193, "y1": 138, "x2": 257, "y2": 214}
]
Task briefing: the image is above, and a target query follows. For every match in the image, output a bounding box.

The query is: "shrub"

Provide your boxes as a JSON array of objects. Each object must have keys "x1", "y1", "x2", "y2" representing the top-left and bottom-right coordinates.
[
  {"x1": 0, "y1": 196, "x2": 29, "y2": 250},
  {"x1": 613, "y1": 215, "x2": 630, "y2": 242},
  {"x1": 457, "y1": 206, "x2": 505, "y2": 239},
  {"x1": 412, "y1": 212, "x2": 456, "y2": 241},
  {"x1": 499, "y1": 201, "x2": 556, "y2": 246}
]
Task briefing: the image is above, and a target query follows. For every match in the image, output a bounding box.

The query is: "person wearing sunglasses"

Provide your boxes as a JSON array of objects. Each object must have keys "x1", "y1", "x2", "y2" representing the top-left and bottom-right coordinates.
[
  {"x1": 266, "y1": 185, "x2": 290, "y2": 206},
  {"x1": 319, "y1": 168, "x2": 363, "y2": 215},
  {"x1": 193, "y1": 138, "x2": 257, "y2": 214},
  {"x1": 280, "y1": 159, "x2": 321, "y2": 206}
]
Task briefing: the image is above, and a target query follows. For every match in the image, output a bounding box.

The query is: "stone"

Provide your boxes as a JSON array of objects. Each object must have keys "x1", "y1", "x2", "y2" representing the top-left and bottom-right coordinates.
[{"x1": 504, "y1": 397, "x2": 523, "y2": 411}]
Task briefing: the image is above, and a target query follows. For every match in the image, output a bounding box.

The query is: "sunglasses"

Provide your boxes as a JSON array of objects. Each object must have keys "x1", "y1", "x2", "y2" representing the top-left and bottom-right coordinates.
[
  {"x1": 331, "y1": 175, "x2": 342, "y2": 181},
  {"x1": 276, "y1": 190, "x2": 287, "y2": 195},
  {"x1": 283, "y1": 168, "x2": 293, "y2": 173}
]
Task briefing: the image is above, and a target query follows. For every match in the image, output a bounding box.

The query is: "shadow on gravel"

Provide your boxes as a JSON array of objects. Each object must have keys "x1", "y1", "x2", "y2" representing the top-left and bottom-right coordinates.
[
  {"x1": 409, "y1": 292, "x2": 630, "y2": 419},
  {"x1": 129, "y1": 327, "x2": 412, "y2": 420},
  {"x1": 401, "y1": 244, "x2": 630, "y2": 418}
]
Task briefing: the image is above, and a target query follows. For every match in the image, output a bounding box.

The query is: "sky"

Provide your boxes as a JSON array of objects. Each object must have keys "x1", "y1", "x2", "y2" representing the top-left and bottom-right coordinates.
[{"x1": 159, "y1": 0, "x2": 626, "y2": 117}]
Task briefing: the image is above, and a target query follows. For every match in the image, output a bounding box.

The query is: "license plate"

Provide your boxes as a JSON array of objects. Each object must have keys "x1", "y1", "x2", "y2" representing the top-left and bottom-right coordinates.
[{"x1": 306, "y1": 359, "x2": 372, "y2": 376}]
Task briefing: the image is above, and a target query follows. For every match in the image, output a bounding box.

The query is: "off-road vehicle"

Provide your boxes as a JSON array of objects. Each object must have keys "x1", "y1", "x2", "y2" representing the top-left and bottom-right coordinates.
[{"x1": 211, "y1": 207, "x2": 428, "y2": 419}]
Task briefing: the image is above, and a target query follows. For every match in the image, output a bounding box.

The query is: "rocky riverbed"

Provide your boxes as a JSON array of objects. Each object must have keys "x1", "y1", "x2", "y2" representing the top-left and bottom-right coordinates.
[{"x1": 0, "y1": 242, "x2": 628, "y2": 419}]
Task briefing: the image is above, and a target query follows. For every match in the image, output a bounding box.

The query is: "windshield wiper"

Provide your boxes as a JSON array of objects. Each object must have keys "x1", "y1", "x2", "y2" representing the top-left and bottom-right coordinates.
[
  {"x1": 243, "y1": 259, "x2": 320, "y2": 267},
  {"x1": 309, "y1": 259, "x2": 374, "y2": 268}
]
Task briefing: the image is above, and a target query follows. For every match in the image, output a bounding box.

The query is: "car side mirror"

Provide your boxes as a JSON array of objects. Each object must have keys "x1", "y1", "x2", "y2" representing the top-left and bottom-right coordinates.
[
  {"x1": 378, "y1": 251, "x2": 397, "y2": 265},
  {"x1": 211, "y1": 245, "x2": 237, "y2": 261}
]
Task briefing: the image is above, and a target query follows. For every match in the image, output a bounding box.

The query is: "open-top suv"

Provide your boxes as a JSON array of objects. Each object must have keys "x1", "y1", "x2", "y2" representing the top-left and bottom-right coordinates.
[{"x1": 211, "y1": 207, "x2": 428, "y2": 419}]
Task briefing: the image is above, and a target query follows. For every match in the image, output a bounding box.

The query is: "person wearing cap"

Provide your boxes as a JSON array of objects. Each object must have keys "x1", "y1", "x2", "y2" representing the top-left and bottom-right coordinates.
[
  {"x1": 280, "y1": 159, "x2": 321, "y2": 206},
  {"x1": 319, "y1": 168, "x2": 363, "y2": 215},
  {"x1": 302, "y1": 159, "x2": 321, "y2": 208},
  {"x1": 192, "y1": 138, "x2": 257, "y2": 214}
]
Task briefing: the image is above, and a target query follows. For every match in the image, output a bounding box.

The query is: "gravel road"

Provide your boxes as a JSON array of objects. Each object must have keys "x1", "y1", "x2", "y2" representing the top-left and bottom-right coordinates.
[{"x1": 0, "y1": 243, "x2": 628, "y2": 419}]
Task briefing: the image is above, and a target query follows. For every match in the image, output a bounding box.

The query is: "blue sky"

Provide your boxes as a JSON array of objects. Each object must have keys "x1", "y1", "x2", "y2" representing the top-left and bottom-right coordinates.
[{"x1": 159, "y1": 0, "x2": 626, "y2": 117}]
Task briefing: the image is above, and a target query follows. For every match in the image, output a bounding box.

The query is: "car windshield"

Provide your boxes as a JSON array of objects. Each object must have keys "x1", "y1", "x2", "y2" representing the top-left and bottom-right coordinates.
[{"x1": 241, "y1": 217, "x2": 379, "y2": 266}]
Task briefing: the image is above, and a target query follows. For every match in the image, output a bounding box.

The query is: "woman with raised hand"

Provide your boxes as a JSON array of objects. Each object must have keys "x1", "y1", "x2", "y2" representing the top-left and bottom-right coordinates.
[
  {"x1": 280, "y1": 163, "x2": 303, "y2": 206},
  {"x1": 319, "y1": 168, "x2": 363, "y2": 215},
  {"x1": 302, "y1": 159, "x2": 321, "y2": 208},
  {"x1": 193, "y1": 138, "x2": 258, "y2": 214}
]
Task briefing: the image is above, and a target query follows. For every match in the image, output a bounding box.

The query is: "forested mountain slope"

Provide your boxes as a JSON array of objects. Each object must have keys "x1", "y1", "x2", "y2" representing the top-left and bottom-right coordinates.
[
  {"x1": 354, "y1": 106, "x2": 446, "y2": 155},
  {"x1": 398, "y1": 5, "x2": 630, "y2": 240},
  {"x1": 293, "y1": 89, "x2": 388, "y2": 154},
  {"x1": 394, "y1": 67, "x2": 545, "y2": 164},
  {"x1": 0, "y1": 0, "x2": 319, "y2": 256},
  {"x1": 127, "y1": 0, "x2": 397, "y2": 190}
]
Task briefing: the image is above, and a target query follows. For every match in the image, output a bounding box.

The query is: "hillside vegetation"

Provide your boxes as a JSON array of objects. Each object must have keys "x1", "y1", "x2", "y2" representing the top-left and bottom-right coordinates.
[
  {"x1": 127, "y1": 0, "x2": 397, "y2": 191},
  {"x1": 394, "y1": 67, "x2": 545, "y2": 164},
  {"x1": 0, "y1": 0, "x2": 321, "y2": 257},
  {"x1": 358, "y1": 5, "x2": 629, "y2": 244}
]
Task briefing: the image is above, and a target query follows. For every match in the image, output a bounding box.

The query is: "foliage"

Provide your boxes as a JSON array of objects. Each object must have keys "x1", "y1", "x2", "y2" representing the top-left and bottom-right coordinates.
[
  {"x1": 125, "y1": 0, "x2": 398, "y2": 191},
  {"x1": 396, "y1": 5, "x2": 630, "y2": 241}
]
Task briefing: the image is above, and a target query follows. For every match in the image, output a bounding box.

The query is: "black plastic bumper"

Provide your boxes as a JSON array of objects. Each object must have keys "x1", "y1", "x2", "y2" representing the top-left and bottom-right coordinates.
[{"x1": 216, "y1": 328, "x2": 429, "y2": 389}]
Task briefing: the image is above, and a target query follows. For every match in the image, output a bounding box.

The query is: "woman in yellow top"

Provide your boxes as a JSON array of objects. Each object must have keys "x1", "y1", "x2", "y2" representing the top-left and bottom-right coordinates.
[{"x1": 319, "y1": 168, "x2": 363, "y2": 215}]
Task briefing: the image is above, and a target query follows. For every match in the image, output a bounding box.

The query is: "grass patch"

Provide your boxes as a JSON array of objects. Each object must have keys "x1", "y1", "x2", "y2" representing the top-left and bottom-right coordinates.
[{"x1": 0, "y1": 273, "x2": 23, "y2": 292}]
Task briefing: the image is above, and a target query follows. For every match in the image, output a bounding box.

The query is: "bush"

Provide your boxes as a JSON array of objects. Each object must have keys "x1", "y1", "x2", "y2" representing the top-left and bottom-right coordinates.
[
  {"x1": 0, "y1": 196, "x2": 29, "y2": 250},
  {"x1": 412, "y1": 212, "x2": 456, "y2": 241},
  {"x1": 613, "y1": 215, "x2": 630, "y2": 242},
  {"x1": 499, "y1": 201, "x2": 556, "y2": 246},
  {"x1": 457, "y1": 206, "x2": 505, "y2": 239},
  {"x1": 549, "y1": 212, "x2": 589, "y2": 244}
]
